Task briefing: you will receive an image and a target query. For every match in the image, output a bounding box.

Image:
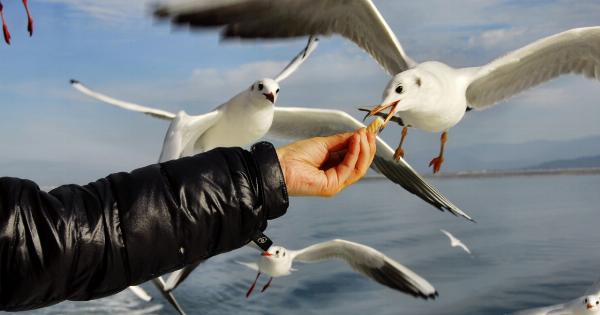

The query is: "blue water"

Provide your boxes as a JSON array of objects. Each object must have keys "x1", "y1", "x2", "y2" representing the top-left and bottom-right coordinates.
[{"x1": 19, "y1": 175, "x2": 600, "y2": 315}]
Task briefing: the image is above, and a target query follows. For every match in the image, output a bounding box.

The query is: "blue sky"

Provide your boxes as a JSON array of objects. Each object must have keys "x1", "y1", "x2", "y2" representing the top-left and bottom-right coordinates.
[{"x1": 1, "y1": 0, "x2": 600, "y2": 184}]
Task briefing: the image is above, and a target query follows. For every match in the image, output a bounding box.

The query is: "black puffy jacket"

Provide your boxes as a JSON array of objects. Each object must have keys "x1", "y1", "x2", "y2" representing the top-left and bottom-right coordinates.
[{"x1": 0, "y1": 142, "x2": 288, "y2": 311}]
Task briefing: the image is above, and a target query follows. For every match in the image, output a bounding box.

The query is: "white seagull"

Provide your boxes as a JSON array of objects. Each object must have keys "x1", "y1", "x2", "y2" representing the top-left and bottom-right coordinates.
[
  {"x1": 72, "y1": 36, "x2": 319, "y2": 162},
  {"x1": 440, "y1": 229, "x2": 471, "y2": 255},
  {"x1": 511, "y1": 279, "x2": 600, "y2": 315},
  {"x1": 153, "y1": 0, "x2": 600, "y2": 173},
  {"x1": 237, "y1": 239, "x2": 438, "y2": 300}
]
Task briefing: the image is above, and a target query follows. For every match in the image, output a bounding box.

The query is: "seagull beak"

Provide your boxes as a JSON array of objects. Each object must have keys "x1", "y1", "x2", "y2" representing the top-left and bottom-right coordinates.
[
  {"x1": 363, "y1": 100, "x2": 400, "y2": 129},
  {"x1": 261, "y1": 251, "x2": 272, "y2": 257},
  {"x1": 587, "y1": 304, "x2": 593, "y2": 310},
  {"x1": 263, "y1": 92, "x2": 275, "y2": 103}
]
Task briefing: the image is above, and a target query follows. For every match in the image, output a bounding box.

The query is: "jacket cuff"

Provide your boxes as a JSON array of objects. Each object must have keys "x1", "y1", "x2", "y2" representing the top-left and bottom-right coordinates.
[{"x1": 251, "y1": 142, "x2": 289, "y2": 220}]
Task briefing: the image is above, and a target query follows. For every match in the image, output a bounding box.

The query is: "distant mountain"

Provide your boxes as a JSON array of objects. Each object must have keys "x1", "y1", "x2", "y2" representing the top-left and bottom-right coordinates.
[
  {"x1": 529, "y1": 155, "x2": 600, "y2": 170},
  {"x1": 405, "y1": 135, "x2": 600, "y2": 173}
]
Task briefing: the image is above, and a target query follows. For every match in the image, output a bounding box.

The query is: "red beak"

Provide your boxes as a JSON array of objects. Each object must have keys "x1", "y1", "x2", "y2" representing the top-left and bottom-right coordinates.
[
  {"x1": 261, "y1": 252, "x2": 272, "y2": 257},
  {"x1": 587, "y1": 304, "x2": 593, "y2": 310},
  {"x1": 263, "y1": 92, "x2": 275, "y2": 103}
]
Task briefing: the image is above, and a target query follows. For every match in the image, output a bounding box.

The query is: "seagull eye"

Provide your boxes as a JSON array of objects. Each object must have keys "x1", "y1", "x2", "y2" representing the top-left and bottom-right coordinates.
[
  {"x1": 258, "y1": 83, "x2": 264, "y2": 91},
  {"x1": 596, "y1": 301, "x2": 599, "y2": 305},
  {"x1": 276, "y1": 250, "x2": 280, "y2": 255},
  {"x1": 276, "y1": 88, "x2": 280, "y2": 94},
  {"x1": 395, "y1": 85, "x2": 403, "y2": 94},
  {"x1": 585, "y1": 299, "x2": 588, "y2": 303}
]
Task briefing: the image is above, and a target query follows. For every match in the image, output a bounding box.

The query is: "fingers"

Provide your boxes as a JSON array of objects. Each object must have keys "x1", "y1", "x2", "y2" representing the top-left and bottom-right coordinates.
[
  {"x1": 320, "y1": 132, "x2": 354, "y2": 152},
  {"x1": 354, "y1": 128, "x2": 372, "y2": 175},
  {"x1": 325, "y1": 132, "x2": 360, "y2": 188}
]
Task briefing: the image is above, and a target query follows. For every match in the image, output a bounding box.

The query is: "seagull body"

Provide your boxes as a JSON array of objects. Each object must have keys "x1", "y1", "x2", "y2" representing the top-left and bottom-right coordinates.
[
  {"x1": 512, "y1": 295, "x2": 600, "y2": 315},
  {"x1": 153, "y1": 0, "x2": 600, "y2": 173},
  {"x1": 238, "y1": 239, "x2": 438, "y2": 300},
  {"x1": 440, "y1": 229, "x2": 471, "y2": 255}
]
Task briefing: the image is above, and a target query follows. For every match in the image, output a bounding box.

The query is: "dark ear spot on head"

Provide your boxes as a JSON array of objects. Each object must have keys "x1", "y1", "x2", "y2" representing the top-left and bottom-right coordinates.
[
  {"x1": 415, "y1": 78, "x2": 422, "y2": 87},
  {"x1": 251, "y1": 85, "x2": 254, "y2": 91}
]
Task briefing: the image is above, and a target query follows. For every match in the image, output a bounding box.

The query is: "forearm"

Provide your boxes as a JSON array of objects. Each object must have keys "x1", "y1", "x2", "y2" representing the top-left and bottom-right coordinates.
[{"x1": 0, "y1": 142, "x2": 288, "y2": 311}]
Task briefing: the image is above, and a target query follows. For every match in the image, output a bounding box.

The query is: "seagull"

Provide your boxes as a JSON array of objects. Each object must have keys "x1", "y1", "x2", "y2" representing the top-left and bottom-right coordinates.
[
  {"x1": 237, "y1": 239, "x2": 438, "y2": 300},
  {"x1": 440, "y1": 229, "x2": 471, "y2": 255},
  {"x1": 71, "y1": 36, "x2": 318, "y2": 162},
  {"x1": 153, "y1": 0, "x2": 600, "y2": 174},
  {"x1": 0, "y1": 0, "x2": 33, "y2": 44},
  {"x1": 512, "y1": 293, "x2": 600, "y2": 315}
]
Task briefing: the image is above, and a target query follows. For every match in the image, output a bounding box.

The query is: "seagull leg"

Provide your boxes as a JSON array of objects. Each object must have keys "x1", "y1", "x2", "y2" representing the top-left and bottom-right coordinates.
[
  {"x1": 429, "y1": 131, "x2": 447, "y2": 174},
  {"x1": 260, "y1": 277, "x2": 273, "y2": 293},
  {"x1": 393, "y1": 127, "x2": 409, "y2": 160},
  {"x1": 22, "y1": 0, "x2": 32, "y2": 36},
  {"x1": 0, "y1": 2, "x2": 11, "y2": 45},
  {"x1": 246, "y1": 272, "x2": 261, "y2": 298}
]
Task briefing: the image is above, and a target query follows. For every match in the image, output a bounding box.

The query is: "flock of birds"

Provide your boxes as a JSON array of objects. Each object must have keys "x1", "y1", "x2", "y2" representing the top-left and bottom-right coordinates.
[{"x1": 3, "y1": 0, "x2": 593, "y2": 314}]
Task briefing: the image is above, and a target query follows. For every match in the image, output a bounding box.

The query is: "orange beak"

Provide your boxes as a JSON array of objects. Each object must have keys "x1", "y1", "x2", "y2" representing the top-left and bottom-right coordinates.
[
  {"x1": 263, "y1": 92, "x2": 275, "y2": 103},
  {"x1": 261, "y1": 252, "x2": 272, "y2": 257},
  {"x1": 363, "y1": 100, "x2": 400, "y2": 129}
]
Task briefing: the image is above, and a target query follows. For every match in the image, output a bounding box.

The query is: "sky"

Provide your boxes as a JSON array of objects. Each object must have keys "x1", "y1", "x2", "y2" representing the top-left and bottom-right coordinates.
[{"x1": 1, "y1": 0, "x2": 600, "y2": 185}]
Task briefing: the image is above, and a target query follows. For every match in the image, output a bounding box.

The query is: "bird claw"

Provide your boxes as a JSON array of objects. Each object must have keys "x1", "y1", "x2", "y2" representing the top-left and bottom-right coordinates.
[
  {"x1": 393, "y1": 148, "x2": 404, "y2": 161},
  {"x1": 429, "y1": 156, "x2": 444, "y2": 174}
]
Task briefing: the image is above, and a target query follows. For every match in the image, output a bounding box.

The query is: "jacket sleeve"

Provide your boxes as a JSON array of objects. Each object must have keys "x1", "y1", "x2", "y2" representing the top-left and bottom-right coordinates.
[{"x1": 0, "y1": 142, "x2": 288, "y2": 311}]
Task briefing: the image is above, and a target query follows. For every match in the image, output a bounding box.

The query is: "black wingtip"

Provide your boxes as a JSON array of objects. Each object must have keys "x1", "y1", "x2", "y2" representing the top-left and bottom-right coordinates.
[{"x1": 69, "y1": 79, "x2": 79, "y2": 85}]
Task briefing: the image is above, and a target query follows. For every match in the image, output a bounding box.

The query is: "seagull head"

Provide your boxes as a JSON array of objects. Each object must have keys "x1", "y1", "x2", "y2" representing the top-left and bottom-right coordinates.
[
  {"x1": 258, "y1": 245, "x2": 294, "y2": 277},
  {"x1": 249, "y1": 78, "x2": 280, "y2": 105},
  {"x1": 364, "y1": 70, "x2": 425, "y2": 127},
  {"x1": 583, "y1": 295, "x2": 600, "y2": 311}
]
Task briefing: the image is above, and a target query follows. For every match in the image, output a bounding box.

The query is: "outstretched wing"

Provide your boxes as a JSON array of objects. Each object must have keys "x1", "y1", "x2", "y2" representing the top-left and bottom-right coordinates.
[
  {"x1": 70, "y1": 79, "x2": 176, "y2": 120},
  {"x1": 154, "y1": 0, "x2": 415, "y2": 75},
  {"x1": 268, "y1": 106, "x2": 473, "y2": 221},
  {"x1": 274, "y1": 36, "x2": 319, "y2": 82},
  {"x1": 163, "y1": 261, "x2": 204, "y2": 292},
  {"x1": 158, "y1": 110, "x2": 222, "y2": 162},
  {"x1": 293, "y1": 239, "x2": 437, "y2": 299},
  {"x1": 466, "y1": 27, "x2": 600, "y2": 109}
]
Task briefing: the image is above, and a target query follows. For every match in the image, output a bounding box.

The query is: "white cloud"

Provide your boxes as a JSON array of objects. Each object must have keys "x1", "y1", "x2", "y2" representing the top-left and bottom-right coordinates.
[
  {"x1": 468, "y1": 28, "x2": 527, "y2": 50},
  {"x1": 45, "y1": 0, "x2": 152, "y2": 22}
]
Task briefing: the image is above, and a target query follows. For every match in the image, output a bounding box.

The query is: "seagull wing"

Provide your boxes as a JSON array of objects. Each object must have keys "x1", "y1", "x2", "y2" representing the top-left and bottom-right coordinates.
[
  {"x1": 237, "y1": 261, "x2": 260, "y2": 272},
  {"x1": 269, "y1": 106, "x2": 473, "y2": 221},
  {"x1": 163, "y1": 261, "x2": 203, "y2": 292},
  {"x1": 274, "y1": 36, "x2": 319, "y2": 83},
  {"x1": 154, "y1": 0, "x2": 414, "y2": 75},
  {"x1": 158, "y1": 110, "x2": 222, "y2": 162},
  {"x1": 70, "y1": 79, "x2": 176, "y2": 120},
  {"x1": 466, "y1": 27, "x2": 600, "y2": 109},
  {"x1": 129, "y1": 286, "x2": 153, "y2": 302},
  {"x1": 151, "y1": 277, "x2": 187, "y2": 315},
  {"x1": 292, "y1": 239, "x2": 437, "y2": 299}
]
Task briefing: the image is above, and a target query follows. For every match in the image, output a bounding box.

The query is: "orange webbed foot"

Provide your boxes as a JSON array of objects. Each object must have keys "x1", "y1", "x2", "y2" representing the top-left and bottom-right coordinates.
[
  {"x1": 393, "y1": 148, "x2": 404, "y2": 161},
  {"x1": 429, "y1": 156, "x2": 444, "y2": 174}
]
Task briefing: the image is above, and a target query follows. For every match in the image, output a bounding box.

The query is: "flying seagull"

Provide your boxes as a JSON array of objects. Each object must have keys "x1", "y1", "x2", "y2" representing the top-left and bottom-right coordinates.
[
  {"x1": 153, "y1": 0, "x2": 600, "y2": 173},
  {"x1": 71, "y1": 36, "x2": 319, "y2": 162},
  {"x1": 511, "y1": 279, "x2": 600, "y2": 315},
  {"x1": 440, "y1": 229, "x2": 471, "y2": 255},
  {"x1": 237, "y1": 239, "x2": 438, "y2": 300}
]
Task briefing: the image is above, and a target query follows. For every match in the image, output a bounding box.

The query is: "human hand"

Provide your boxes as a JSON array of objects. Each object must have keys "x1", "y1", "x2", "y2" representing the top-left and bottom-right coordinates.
[{"x1": 276, "y1": 128, "x2": 377, "y2": 197}]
